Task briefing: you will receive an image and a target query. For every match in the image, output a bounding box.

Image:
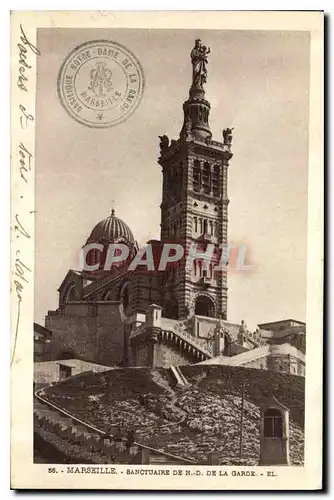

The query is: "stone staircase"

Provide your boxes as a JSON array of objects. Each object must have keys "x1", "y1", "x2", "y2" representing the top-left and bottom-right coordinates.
[{"x1": 169, "y1": 366, "x2": 189, "y2": 387}]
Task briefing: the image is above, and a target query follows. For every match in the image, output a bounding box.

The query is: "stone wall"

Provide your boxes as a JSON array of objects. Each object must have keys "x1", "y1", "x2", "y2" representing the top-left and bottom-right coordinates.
[
  {"x1": 45, "y1": 303, "x2": 125, "y2": 366},
  {"x1": 267, "y1": 354, "x2": 305, "y2": 376},
  {"x1": 241, "y1": 357, "x2": 269, "y2": 370},
  {"x1": 239, "y1": 352, "x2": 305, "y2": 377},
  {"x1": 132, "y1": 338, "x2": 196, "y2": 368},
  {"x1": 154, "y1": 343, "x2": 192, "y2": 367},
  {"x1": 96, "y1": 313, "x2": 124, "y2": 366},
  {"x1": 46, "y1": 314, "x2": 97, "y2": 361},
  {"x1": 134, "y1": 344, "x2": 150, "y2": 366},
  {"x1": 34, "y1": 341, "x2": 47, "y2": 362},
  {"x1": 34, "y1": 362, "x2": 61, "y2": 384}
]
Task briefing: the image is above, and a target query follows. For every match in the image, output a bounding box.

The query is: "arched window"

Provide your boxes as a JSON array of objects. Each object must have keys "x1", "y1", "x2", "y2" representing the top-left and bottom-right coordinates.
[
  {"x1": 195, "y1": 295, "x2": 215, "y2": 317},
  {"x1": 264, "y1": 408, "x2": 283, "y2": 438}
]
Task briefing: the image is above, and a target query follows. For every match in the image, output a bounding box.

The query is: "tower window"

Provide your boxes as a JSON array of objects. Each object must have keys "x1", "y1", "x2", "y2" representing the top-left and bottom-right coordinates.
[
  {"x1": 193, "y1": 160, "x2": 201, "y2": 192},
  {"x1": 199, "y1": 218, "x2": 203, "y2": 233},
  {"x1": 212, "y1": 165, "x2": 220, "y2": 197},
  {"x1": 202, "y1": 162, "x2": 211, "y2": 194}
]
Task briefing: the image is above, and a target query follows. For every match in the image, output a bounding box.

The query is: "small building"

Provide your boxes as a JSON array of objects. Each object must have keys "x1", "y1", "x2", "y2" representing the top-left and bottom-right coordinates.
[
  {"x1": 257, "y1": 319, "x2": 306, "y2": 355},
  {"x1": 34, "y1": 322, "x2": 53, "y2": 362},
  {"x1": 33, "y1": 359, "x2": 111, "y2": 384},
  {"x1": 258, "y1": 319, "x2": 306, "y2": 332},
  {"x1": 259, "y1": 396, "x2": 290, "y2": 466}
]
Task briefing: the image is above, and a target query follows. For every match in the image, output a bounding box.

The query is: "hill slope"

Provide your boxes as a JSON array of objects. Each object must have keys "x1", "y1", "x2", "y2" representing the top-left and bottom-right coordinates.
[{"x1": 44, "y1": 365, "x2": 304, "y2": 465}]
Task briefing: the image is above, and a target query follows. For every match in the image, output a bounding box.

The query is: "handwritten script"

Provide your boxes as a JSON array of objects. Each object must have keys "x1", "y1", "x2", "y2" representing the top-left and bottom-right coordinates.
[
  {"x1": 17, "y1": 24, "x2": 40, "y2": 92},
  {"x1": 18, "y1": 141, "x2": 33, "y2": 183},
  {"x1": 12, "y1": 24, "x2": 40, "y2": 366}
]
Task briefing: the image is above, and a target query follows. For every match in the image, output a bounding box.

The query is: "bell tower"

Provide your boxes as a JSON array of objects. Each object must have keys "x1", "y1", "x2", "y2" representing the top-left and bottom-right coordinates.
[{"x1": 158, "y1": 39, "x2": 233, "y2": 320}]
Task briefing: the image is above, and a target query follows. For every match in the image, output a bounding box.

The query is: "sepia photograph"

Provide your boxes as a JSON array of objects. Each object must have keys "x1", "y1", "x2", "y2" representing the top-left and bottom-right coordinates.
[{"x1": 11, "y1": 11, "x2": 323, "y2": 490}]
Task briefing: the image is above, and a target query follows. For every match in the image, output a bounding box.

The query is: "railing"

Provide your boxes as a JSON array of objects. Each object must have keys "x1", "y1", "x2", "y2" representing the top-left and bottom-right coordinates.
[
  {"x1": 35, "y1": 387, "x2": 196, "y2": 465},
  {"x1": 129, "y1": 316, "x2": 212, "y2": 358},
  {"x1": 210, "y1": 140, "x2": 232, "y2": 152},
  {"x1": 169, "y1": 324, "x2": 212, "y2": 357}
]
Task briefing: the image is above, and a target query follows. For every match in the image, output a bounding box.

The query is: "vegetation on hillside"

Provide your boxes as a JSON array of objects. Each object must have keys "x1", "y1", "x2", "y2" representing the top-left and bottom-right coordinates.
[{"x1": 44, "y1": 366, "x2": 304, "y2": 465}]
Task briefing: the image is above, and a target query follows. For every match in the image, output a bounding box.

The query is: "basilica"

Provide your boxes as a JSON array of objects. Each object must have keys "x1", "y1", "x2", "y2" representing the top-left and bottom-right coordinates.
[{"x1": 39, "y1": 40, "x2": 305, "y2": 377}]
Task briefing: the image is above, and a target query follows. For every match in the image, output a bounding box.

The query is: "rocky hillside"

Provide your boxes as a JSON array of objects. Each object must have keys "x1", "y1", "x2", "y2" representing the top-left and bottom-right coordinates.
[{"x1": 44, "y1": 365, "x2": 304, "y2": 465}]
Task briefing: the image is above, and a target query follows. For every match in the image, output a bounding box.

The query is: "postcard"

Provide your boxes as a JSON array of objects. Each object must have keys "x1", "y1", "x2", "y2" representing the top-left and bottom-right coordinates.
[{"x1": 11, "y1": 10, "x2": 324, "y2": 490}]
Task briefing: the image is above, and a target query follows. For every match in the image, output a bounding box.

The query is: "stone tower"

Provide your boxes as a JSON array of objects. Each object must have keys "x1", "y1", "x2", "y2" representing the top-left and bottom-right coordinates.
[{"x1": 158, "y1": 39, "x2": 233, "y2": 320}]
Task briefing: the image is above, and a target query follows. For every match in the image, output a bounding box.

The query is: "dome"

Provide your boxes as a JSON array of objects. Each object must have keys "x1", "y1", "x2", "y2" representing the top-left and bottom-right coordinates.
[{"x1": 87, "y1": 209, "x2": 135, "y2": 244}]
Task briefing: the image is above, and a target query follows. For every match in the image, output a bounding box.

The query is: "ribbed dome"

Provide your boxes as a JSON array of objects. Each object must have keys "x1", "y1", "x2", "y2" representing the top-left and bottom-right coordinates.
[{"x1": 87, "y1": 209, "x2": 134, "y2": 244}]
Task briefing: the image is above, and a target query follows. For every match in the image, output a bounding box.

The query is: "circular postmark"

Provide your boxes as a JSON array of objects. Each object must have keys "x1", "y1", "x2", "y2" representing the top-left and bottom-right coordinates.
[{"x1": 57, "y1": 40, "x2": 144, "y2": 128}]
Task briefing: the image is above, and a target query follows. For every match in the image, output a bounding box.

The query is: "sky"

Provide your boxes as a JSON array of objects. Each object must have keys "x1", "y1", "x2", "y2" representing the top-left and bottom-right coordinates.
[{"x1": 35, "y1": 28, "x2": 310, "y2": 330}]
